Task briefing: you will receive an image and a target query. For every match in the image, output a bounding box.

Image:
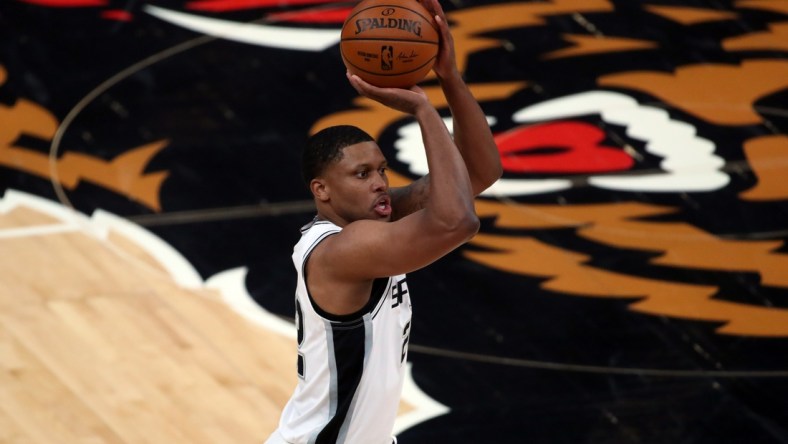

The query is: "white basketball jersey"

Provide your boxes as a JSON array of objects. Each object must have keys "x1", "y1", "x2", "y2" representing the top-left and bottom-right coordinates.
[{"x1": 274, "y1": 219, "x2": 413, "y2": 444}]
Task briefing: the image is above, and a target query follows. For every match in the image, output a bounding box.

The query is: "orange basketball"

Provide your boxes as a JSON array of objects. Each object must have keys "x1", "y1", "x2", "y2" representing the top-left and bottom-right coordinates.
[{"x1": 340, "y1": 0, "x2": 439, "y2": 88}]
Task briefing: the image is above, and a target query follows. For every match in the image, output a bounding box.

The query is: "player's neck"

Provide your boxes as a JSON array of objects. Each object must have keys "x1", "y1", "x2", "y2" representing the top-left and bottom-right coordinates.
[{"x1": 314, "y1": 210, "x2": 348, "y2": 228}]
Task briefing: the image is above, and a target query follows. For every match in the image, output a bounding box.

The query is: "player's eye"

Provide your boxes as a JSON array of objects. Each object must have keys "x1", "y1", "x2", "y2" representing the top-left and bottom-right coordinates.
[
  {"x1": 356, "y1": 170, "x2": 368, "y2": 178},
  {"x1": 379, "y1": 167, "x2": 387, "y2": 175}
]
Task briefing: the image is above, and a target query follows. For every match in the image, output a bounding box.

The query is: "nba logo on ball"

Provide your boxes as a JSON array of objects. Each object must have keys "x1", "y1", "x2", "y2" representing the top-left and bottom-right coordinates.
[
  {"x1": 381, "y1": 45, "x2": 394, "y2": 71},
  {"x1": 341, "y1": 0, "x2": 439, "y2": 88}
]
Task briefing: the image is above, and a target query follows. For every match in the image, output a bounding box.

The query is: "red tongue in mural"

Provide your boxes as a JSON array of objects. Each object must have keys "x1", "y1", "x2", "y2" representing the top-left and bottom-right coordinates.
[{"x1": 495, "y1": 121, "x2": 635, "y2": 174}]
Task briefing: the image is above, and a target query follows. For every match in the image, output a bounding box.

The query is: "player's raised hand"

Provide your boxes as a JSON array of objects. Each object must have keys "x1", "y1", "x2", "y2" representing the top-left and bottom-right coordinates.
[
  {"x1": 346, "y1": 71, "x2": 431, "y2": 115},
  {"x1": 420, "y1": 0, "x2": 458, "y2": 80}
]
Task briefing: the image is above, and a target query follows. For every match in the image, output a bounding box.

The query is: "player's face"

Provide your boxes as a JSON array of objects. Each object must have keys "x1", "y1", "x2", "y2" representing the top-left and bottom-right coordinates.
[{"x1": 324, "y1": 141, "x2": 391, "y2": 224}]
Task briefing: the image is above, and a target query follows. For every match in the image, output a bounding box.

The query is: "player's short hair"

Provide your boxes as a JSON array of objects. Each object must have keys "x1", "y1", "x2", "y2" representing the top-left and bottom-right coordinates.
[{"x1": 302, "y1": 125, "x2": 375, "y2": 187}]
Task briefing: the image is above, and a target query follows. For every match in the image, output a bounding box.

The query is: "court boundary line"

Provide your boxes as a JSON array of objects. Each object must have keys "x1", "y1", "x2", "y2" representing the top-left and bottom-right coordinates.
[{"x1": 409, "y1": 343, "x2": 788, "y2": 378}]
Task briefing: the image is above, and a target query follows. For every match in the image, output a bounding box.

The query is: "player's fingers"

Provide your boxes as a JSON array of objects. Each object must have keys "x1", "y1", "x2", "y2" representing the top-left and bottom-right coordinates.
[
  {"x1": 434, "y1": 14, "x2": 452, "y2": 48},
  {"x1": 346, "y1": 71, "x2": 370, "y2": 95},
  {"x1": 435, "y1": 13, "x2": 447, "y2": 34},
  {"x1": 348, "y1": 72, "x2": 389, "y2": 100},
  {"x1": 431, "y1": 0, "x2": 446, "y2": 20},
  {"x1": 409, "y1": 85, "x2": 426, "y2": 96},
  {"x1": 416, "y1": 0, "x2": 435, "y2": 17}
]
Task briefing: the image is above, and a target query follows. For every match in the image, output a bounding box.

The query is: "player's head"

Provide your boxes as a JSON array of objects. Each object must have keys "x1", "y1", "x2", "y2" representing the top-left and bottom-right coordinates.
[
  {"x1": 303, "y1": 125, "x2": 392, "y2": 225},
  {"x1": 302, "y1": 125, "x2": 375, "y2": 187}
]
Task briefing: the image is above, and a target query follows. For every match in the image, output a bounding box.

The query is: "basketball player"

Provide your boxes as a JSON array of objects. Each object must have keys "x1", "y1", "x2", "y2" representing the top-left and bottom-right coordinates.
[{"x1": 266, "y1": 0, "x2": 501, "y2": 442}]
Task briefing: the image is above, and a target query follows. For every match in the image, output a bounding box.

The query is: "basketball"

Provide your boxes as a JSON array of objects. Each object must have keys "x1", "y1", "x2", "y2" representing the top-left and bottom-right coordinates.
[{"x1": 340, "y1": 0, "x2": 439, "y2": 88}]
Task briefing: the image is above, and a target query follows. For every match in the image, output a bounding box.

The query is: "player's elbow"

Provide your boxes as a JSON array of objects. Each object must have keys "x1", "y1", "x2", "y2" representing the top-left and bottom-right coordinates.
[
  {"x1": 463, "y1": 213, "x2": 481, "y2": 241},
  {"x1": 487, "y1": 162, "x2": 504, "y2": 188},
  {"x1": 473, "y1": 163, "x2": 503, "y2": 196},
  {"x1": 427, "y1": 206, "x2": 480, "y2": 242},
  {"x1": 493, "y1": 162, "x2": 504, "y2": 182},
  {"x1": 448, "y1": 211, "x2": 480, "y2": 242}
]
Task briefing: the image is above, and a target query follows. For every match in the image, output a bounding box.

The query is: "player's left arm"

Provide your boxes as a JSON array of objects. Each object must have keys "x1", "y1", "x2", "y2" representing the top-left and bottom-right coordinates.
[
  {"x1": 430, "y1": 0, "x2": 501, "y2": 195},
  {"x1": 390, "y1": 0, "x2": 501, "y2": 221}
]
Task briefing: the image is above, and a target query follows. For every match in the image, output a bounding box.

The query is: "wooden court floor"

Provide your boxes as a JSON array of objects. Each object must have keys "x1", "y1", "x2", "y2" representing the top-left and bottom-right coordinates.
[
  {"x1": 3, "y1": 0, "x2": 788, "y2": 441},
  {"x1": 0, "y1": 191, "x2": 298, "y2": 443},
  {"x1": 0, "y1": 190, "x2": 430, "y2": 443}
]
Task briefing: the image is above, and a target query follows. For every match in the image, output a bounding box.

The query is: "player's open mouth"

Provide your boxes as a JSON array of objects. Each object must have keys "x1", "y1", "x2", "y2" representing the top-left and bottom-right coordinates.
[{"x1": 374, "y1": 195, "x2": 392, "y2": 217}]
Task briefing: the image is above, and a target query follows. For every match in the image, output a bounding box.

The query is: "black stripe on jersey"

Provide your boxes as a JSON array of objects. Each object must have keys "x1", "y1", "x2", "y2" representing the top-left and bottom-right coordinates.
[
  {"x1": 371, "y1": 277, "x2": 394, "y2": 320},
  {"x1": 315, "y1": 317, "x2": 368, "y2": 444},
  {"x1": 302, "y1": 249, "x2": 390, "y2": 323}
]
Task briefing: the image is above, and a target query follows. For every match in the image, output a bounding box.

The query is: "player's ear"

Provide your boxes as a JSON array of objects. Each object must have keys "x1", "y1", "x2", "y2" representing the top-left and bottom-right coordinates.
[{"x1": 311, "y1": 178, "x2": 329, "y2": 202}]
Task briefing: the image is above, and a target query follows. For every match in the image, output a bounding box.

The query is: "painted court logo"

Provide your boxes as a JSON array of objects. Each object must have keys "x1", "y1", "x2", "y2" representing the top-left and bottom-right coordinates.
[
  {"x1": 310, "y1": 0, "x2": 788, "y2": 337},
  {"x1": 3, "y1": 3, "x2": 788, "y2": 440},
  {"x1": 5, "y1": 0, "x2": 788, "y2": 342}
]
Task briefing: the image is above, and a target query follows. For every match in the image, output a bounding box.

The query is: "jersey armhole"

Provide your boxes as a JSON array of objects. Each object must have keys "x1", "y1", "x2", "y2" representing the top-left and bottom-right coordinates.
[{"x1": 302, "y1": 236, "x2": 390, "y2": 323}]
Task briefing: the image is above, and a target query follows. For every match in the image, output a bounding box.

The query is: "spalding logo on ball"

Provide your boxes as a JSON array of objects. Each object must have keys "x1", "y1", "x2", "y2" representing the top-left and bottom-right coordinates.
[{"x1": 341, "y1": 0, "x2": 439, "y2": 88}]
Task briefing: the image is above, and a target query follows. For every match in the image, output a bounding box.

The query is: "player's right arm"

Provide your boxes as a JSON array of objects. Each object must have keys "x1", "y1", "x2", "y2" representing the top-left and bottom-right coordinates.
[
  {"x1": 389, "y1": 0, "x2": 502, "y2": 220},
  {"x1": 315, "y1": 75, "x2": 479, "y2": 279}
]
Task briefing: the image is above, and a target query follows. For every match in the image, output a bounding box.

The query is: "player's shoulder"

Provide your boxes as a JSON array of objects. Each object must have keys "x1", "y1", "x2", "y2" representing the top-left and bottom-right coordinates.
[
  {"x1": 390, "y1": 177, "x2": 429, "y2": 220},
  {"x1": 309, "y1": 218, "x2": 385, "y2": 261},
  {"x1": 294, "y1": 218, "x2": 342, "y2": 259}
]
